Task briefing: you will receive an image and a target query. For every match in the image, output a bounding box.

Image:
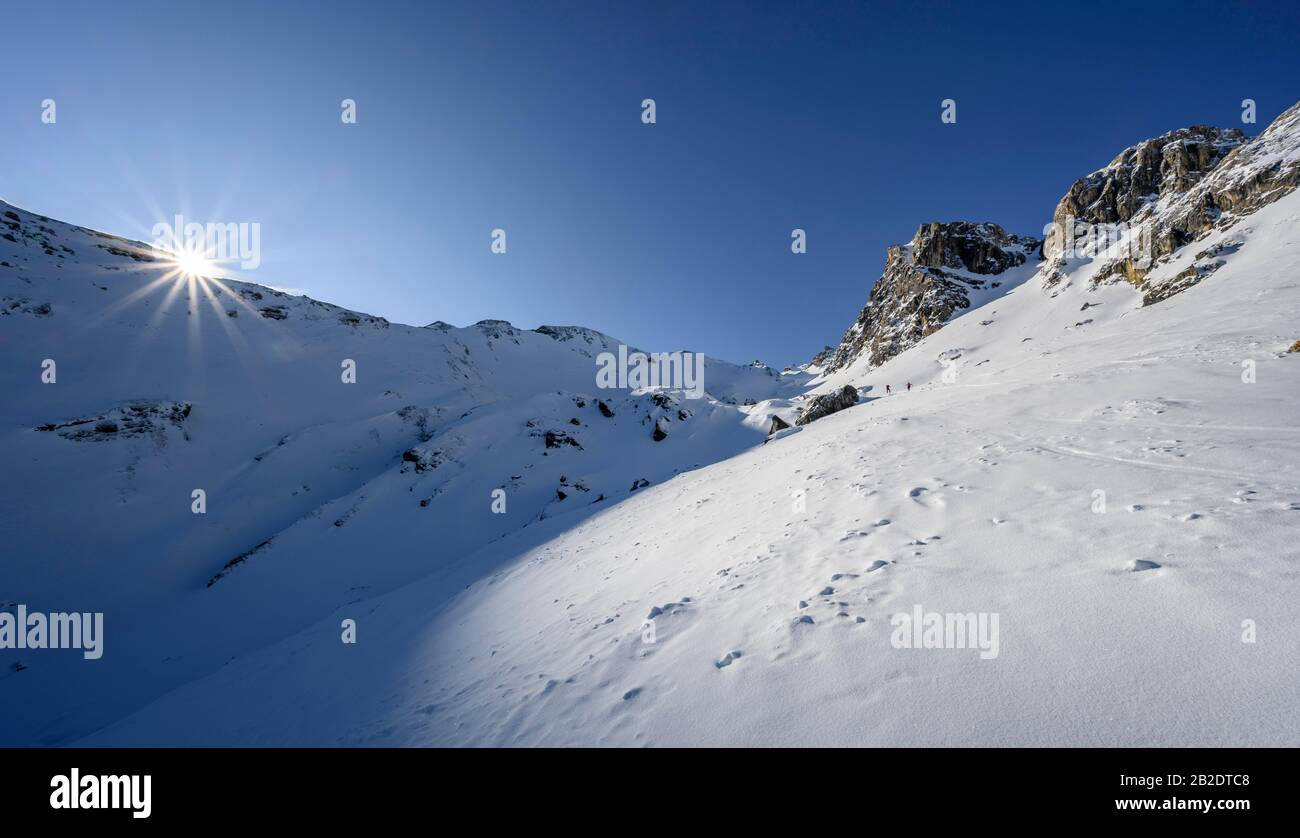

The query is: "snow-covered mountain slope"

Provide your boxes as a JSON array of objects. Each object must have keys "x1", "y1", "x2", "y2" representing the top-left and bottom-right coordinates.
[
  {"x1": 54, "y1": 148, "x2": 1300, "y2": 747},
  {"x1": 5, "y1": 104, "x2": 1299, "y2": 748},
  {"x1": 0, "y1": 202, "x2": 809, "y2": 745}
]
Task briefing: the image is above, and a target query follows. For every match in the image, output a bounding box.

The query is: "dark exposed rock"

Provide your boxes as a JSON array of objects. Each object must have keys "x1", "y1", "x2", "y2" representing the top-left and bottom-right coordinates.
[
  {"x1": 543, "y1": 429, "x2": 582, "y2": 449},
  {"x1": 533, "y1": 325, "x2": 610, "y2": 348},
  {"x1": 1044, "y1": 125, "x2": 1246, "y2": 260},
  {"x1": 651, "y1": 417, "x2": 669, "y2": 441},
  {"x1": 1, "y1": 296, "x2": 53, "y2": 317},
  {"x1": 597, "y1": 400, "x2": 615, "y2": 417},
  {"x1": 259, "y1": 306, "x2": 288, "y2": 320},
  {"x1": 207, "y1": 538, "x2": 274, "y2": 587},
  {"x1": 1044, "y1": 102, "x2": 1300, "y2": 304},
  {"x1": 474, "y1": 319, "x2": 521, "y2": 342},
  {"x1": 815, "y1": 223, "x2": 1039, "y2": 372},
  {"x1": 767, "y1": 415, "x2": 792, "y2": 436},
  {"x1": 796, "y1": 385, "x2": 860, "y2": 426},
  {"x1": 400, "y1": 447, "x2": 443, "y2": 472},
  {"x1": 36, "y1": 400, "x2": 192, "y2": 441},
  {"x1": 911, "y1": 221, "x2": 1039, "y2": 275}
]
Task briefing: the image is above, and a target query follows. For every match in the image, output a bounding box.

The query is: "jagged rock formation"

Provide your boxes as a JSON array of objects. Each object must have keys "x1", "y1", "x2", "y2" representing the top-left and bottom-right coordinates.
[
  {"x1": 1042, "y1": 102, "x2": 1300, "y2": 304},
  {"x1": 796, "y1": 385, "x2": 859, "y2": 425},
  {"x1": 813, "y1": 103, "x2": 1300, "y2": 375},
  {"x1": 815, "y1": 222, "x2": 1040, "y2": 373},
  {"x1": 1043, "y1": 125, "x2": 1247, "y2": 260}
]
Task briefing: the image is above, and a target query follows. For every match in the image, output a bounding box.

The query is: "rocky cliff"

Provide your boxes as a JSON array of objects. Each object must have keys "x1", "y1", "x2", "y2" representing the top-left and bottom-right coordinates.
[
  {"x1": 813, "y1": 222, "x2": 1040, "y2": 373},
  {"x1": 815, "y1": 102, "x2": 1300, "y2": 375},
  {"x1": 1041, "y1": 102, "x2": 1300, "y2": 304}
]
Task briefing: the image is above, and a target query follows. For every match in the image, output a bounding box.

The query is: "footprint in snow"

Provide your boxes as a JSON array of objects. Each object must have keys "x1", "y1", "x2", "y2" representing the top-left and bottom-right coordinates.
[
  {"x1": 622, "y1": 687, "x2": 643, "y2": 701},
  {"x1": 794, "y1": 615, "x2": 814, "y2": 626},
  {"x1": 866, "y1": 560, "x2": 890, "y2": 572},
  {"x1": 830, "y1": 572, "x2": 859, "y2": 581},
  {"x1": 873, "y1": 518, "x2": 892, "y2": 527},
  {"x1": 1128, "y1": 559, "x2": 1162, "y2": 572},
  {"x1": 1182, "y1": 512, "x2": 1203, "y2": 521},
  {"x1": 818, "y1": 586, "x2": 834, "y2": 596},
  {"x1": 715, "y1": 650, "x2": 743, "y2": 669}
]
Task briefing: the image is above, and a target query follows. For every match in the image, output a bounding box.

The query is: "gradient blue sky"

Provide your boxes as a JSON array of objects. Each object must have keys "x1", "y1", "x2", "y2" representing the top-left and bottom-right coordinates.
[{"x1": 3, "y1": 0, "x2": 1298, "y2": 367}]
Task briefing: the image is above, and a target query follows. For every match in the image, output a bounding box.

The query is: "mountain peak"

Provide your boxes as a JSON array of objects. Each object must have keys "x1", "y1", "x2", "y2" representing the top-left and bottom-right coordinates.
[
  {"x1": 812, "y1": 220, "x2": 1040, "y2": 373},
  {"x1": 1042, "y1": 101, "x2": 1300, "y2": 302},
  {"x1": 1044, "y1": 124, "x2": 1248, "y2": 260},
  {"x1": 909, "y1": 221, "x2": 1041, "y2": 274}
]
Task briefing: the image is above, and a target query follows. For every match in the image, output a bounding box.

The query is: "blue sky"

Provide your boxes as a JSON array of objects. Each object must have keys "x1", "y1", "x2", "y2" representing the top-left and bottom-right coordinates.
[{"x1": 3, "y1": 0, "x2": 1298, "y2": 367}]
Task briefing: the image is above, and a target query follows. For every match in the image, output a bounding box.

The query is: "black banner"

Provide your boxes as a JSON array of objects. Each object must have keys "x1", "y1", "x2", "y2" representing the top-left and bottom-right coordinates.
[{"x1": 0, "y1": 747, "x2": 1287, "y2": 824}]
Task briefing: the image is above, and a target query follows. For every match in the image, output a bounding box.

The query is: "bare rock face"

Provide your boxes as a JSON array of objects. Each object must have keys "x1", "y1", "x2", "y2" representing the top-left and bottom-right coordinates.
[
  {"x1": 1043, "y1": 125, "x2": 1247, "y2": 260},
  {"x1": 796, "y1": 385, "x2": 859, "y2": 426},
  {"x1": 35, "y1": 400, "x2": 192, "y2": 442},
  {"x1": 767, "y1": 415, "x2": 792, "y2": 435},
  {"x1": 911, "y1": 221, "x2": 1039, "y2": 275},
  {"x1": 814, "y1": 222, "x2": 1039, "y2": 373},
  {"x1": 1042, "y1": 101, "x2": 1300, "y2": 303}
]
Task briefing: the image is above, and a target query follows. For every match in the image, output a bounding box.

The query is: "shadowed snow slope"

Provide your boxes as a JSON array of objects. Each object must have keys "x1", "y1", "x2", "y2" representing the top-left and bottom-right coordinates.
[
  {"x1": 0, "y1": 201, "x2": 808, "y2": 745},
  {"x1": 28, "y1": 180, "x2": 1297, "y2": 746}
]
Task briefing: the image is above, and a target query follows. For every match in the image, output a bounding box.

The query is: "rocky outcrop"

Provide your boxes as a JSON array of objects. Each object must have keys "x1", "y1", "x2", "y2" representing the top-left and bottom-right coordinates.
[
  {"x1": 796, "y1": 385, "x2": 860, "y2": 426},
  {"x1": 1043, "y1": 125, "x2": 1246, "y2": 260},
  {"x1": 35, "y1": 400, "x2": 192, "y2": 442},
  {"x1": 1042, "y1": 101, "x2": 1300, "y2": 303},
  {"x1": 815, "y1": 222, "x2": 1039, "y2": 372}
]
